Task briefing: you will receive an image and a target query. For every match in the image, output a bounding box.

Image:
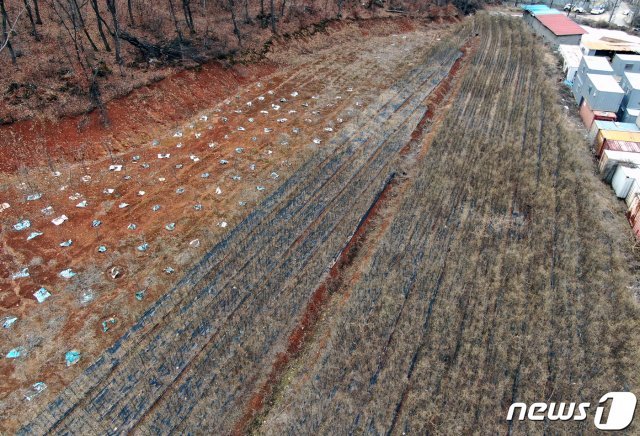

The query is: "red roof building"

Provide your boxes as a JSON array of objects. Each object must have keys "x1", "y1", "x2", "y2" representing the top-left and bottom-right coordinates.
[
  {"x1": 536, "y1": 14, "x2": 587, "y2": 36},
  {"x1": 524, "y1": 12, "x2": 586, "y2": 46}
]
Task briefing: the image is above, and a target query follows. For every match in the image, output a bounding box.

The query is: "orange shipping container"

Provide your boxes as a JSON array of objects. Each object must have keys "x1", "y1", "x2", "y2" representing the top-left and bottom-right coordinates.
[{"x1": 596, "y1": 130, "x2": 640, "y2": 156}]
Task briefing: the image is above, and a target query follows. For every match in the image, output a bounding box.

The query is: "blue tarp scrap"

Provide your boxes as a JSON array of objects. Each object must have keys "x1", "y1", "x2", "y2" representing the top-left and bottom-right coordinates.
[
  {"x1": 34, "y1": 287, "x2": 51, "y2": 303},
  {"x1": 60, "y1": 268, "x2": 77, "y2": 279},
  {"x1": 26, "y1": 193, "x2": 42, "y2": 201},
  {"x1": 2, "y1": 316, "x2": 18, "y2": 329},
  {"x1": 12, "y1": 268, "x2": 30, "y2": 280},
  {"x1": 65, "y1": 350, "x2": 81, "y2": 366},
  {"x1": 27, "y1": 231, "x2": 43, "y2": 241},
  {"x1": 24, "y1": 382, "x2": 47, "y2": 401},
  {"x1": 102, "y1": 317, "x2": 117, "y2": 333},
  {"x1": 6, "y1": 347, "x2": 25, "y2": 358},
  {"x1": 13, "y1": 220, "x2": 31, "y2": 231}
]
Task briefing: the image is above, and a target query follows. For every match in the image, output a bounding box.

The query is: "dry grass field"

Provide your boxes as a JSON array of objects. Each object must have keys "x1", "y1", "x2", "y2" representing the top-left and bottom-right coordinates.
[{"x1": 3, "y1": 12, "x2": 640, "y2": 434}]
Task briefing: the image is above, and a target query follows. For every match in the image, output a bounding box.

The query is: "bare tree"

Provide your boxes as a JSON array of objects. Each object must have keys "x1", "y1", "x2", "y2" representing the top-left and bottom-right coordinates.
[
  {"x1": 89, "y1": 0, "x2": 110, "y2": 51},
  {"x1": 32, "y1": 0, "x2": 42, "y2": 23},
  {"x1": 609, "y1": 0, "x2": 623, "y2": 24},
  {"x1": 0, "y1": 1, "x2": 25, "y2": 63},
  {"x1": 69, "y1": 0, "x2": 98, "y2": 51},
  {"x1": 228, "y1": 0, "x2": 242, "y2": 45},
  {"x1": 243, "y1": 0, "x2": 250, "y2": 23},
  {"x1": 270, "y1": 0, "x2": 276, "y2": 33},
  {"x1": 127, "y1": 0, "x2": 134, "y2": 25},
  {"x1": 168, "y1": 0, "x2": 184, "y2": 43},
  {"x1": 105, "y1": 0, "x2": 124, "y2": 67},
  {"x1": 23, "y1": 0, "x2": 41, "y2": 40},
  {"x1": 182, "y1": 0, "x2": 195, "y2": 34},
  {"x1": 53, "y1": 0, "x2": 100, "y2": 74}
]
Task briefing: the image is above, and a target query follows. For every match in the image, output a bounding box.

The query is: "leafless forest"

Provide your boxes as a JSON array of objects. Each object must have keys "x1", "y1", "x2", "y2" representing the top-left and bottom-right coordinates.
[{"x1": 0, "y1": 0, "x2": 470, "y2": 123}]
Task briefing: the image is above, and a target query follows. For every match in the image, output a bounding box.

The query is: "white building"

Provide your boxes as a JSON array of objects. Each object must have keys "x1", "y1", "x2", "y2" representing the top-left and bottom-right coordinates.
[
  {"x1": 572, "y1": 56, "x2": 615, "y2": 104},
  {"x1": 612, "y1": 54, "x2": 640, "y2": 77},
  {"x1": 559, "y1": 44, "x2": 582, "y2": 83},
  {"x1": 619, "y1": 72, "x2": 640, "y2": 122}
]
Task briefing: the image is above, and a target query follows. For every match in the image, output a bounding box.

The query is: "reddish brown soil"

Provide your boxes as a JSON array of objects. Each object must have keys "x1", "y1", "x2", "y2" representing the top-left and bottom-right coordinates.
[{"x1": 0, "y1": 62, "x2": 276, "y2": 172}]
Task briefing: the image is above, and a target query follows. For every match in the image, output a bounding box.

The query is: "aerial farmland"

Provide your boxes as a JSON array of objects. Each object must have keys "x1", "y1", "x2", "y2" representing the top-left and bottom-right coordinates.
[{"x1": 0, "y1": 1, "x2": 638, "y2": 433}]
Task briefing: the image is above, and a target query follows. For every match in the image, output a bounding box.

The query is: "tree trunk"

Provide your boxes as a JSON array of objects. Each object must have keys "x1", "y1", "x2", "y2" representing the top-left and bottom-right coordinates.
[
  {"x1": 71, "y1": 0, "x2": 98, "y2": 51},
  {"x1": 32, "y1": 0, "x2": 42, "y2": 24},
  {"x1": 23, "y1": 0, "x2": 40, "y2": 40},
  {"x1": 182, "y1": 0, "x2": 195, "y2": 34},
  {"x1": 127, "y1": 0, "x2": 134, "y2": 25},
  {"x1": 270, "y1": 0, "x2": 276, "y2": 33},
  {"x1": 168, "y1": 0, "x2": 184, "y2": 45},
  {"x1": 0, "y1": 0, "x2": 17, "y2": 64},
  {"x1": 243, "y1": 0, "x2": 250, "y2": 23},
  {"x1": 280, "y1": 0, "x2": 286, "y2": 17},
  {"x1": 90, "y1": 0, "x2": 110, "y2": 51},
  {"x1": 228, "y1": 0, "x2": 242, "y2": 46},
  {"x1": 260, "y1": 0, "x2": 265, "y2": 15},
  {"x1": 89, "y1": 66, "x2": 108, "y2": 125},
  {"x1": 105, "y1": 0, "x2": 124, "y2": 67}
]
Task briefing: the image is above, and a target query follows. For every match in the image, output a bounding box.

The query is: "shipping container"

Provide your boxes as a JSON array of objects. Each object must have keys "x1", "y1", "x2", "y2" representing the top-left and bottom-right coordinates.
[
  {"x1": 601, "y1": 139, "x2": 640, "y2": 155},
  {"x1": 588, "y1": 120, "x2": 640, "y2": 144},
  {"x1": 595, "y1": 130, "x2": 640, "y2": 156},
  {"x1": 579, "y1": 100, "x2": 616, "y2": 129},
  {"x1": 626, "y1": 180, "x2": 640, "y2": 209},
  {"x1": 598, "y1": 149, "x2": 640, "y2": 181},
  {"x1": 627, "y1": 199, "x2": 640, "y2": 238},
  {"x1": 611, "y1": 166, "x2": 640, "y2": 198}
]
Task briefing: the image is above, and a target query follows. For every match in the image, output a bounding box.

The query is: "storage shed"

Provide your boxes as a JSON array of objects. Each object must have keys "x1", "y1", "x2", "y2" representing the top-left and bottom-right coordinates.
[
  {"x1": 619, "y1": 72, "x2": 640, "y2": 121},
  {"x1": 627, "y1": 200, "x2": 640, "y2": 238},
  {"x1": 620, "y1": 107, "x2": 640, "y2": 123},
  {"x1": 611, "y1": 166, "x2": 640, "y2": 198},
  {"x1": 523, "y1": 10, "x2": 585, "y2": 47},
  {"x1": 580, "y1": 27, "x2": 640, "y2": 58},
  {"x1": 626, "y1": 179, "x2": 640, "y2": 208},
  {"x1": 599, "y1": 149, "x2": 640, "y2": 181},
  {"x1": 572, "y1": 56, "x2": 615, "y2": 104},
  {"x1": 579, "y1": 74, "x2": 624, "y2": 112},
  {"x1": 611, "y1": 53, "x2": 640, "y2": 77},
  {"x1": 559, "y1": 44, "x2": 583, "y2": 83}
]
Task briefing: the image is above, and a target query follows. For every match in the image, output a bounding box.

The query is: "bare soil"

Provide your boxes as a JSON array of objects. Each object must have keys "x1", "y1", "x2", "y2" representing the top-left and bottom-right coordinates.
[{"x1": 0, "y1": 16, "x2": 455, "y2": 431}]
